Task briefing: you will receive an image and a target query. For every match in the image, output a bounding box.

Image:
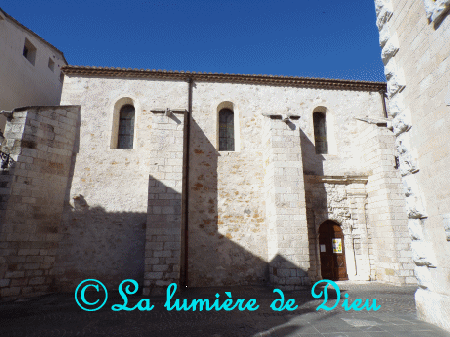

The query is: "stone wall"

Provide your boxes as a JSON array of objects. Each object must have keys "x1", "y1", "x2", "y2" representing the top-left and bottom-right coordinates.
[
  {"x1": 55, "y1": 77, "x2": 188, "y2": 293},
  {"x1": 373, "y1": 0, "x2": 450, "y2": 331},
  {"x1": 360, "y1": 120, "x2": 415, "y2": 285},
  {"x1": 187, "y1": 86, "x2": 268, "y2": 287},
  {"x1": 50, "y1": 72, "x2": 415, "y2": 295},
  {"x1": 262, "y1": 116, "x2": 310, "y2": 288},
  {"x1": 186, "y1": 82, "x2": 385, "y2": 287},
  {"x1": 0, "y1": 106, "x2": 79, "y2": 298}
]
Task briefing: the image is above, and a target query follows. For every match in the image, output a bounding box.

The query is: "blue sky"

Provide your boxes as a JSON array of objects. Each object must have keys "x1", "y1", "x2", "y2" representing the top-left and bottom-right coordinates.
[{"x1": 2, "y1": 0, "x2": 386, "y2": 82}]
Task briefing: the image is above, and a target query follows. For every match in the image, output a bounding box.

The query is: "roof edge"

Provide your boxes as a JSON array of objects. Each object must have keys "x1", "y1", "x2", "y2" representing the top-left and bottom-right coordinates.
[{"x1": 61, "y1": 65, "x2": 387, "y2": 92}]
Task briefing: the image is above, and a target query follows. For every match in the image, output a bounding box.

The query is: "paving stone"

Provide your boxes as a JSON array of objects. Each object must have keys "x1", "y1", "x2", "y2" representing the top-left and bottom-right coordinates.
[{"x1": 0, "y1": 282, "x2": 449, "y2": 336}]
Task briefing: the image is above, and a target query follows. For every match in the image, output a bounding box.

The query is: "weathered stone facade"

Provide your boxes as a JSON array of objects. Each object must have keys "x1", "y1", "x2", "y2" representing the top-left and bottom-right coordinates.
[
  {"x1": 0, "y1": 67, "x2": 416, "y2": 299},
  {"x1": 373, "y1": 0, "x2": 450, "y2": 332},
  {"x1": 0, "y1": 106, "x2": 79, "y2": 297}
]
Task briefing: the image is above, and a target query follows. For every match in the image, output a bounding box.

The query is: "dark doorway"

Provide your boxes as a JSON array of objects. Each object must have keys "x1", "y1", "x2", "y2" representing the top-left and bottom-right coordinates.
[{"x1": 319, "y1": 220, "x2": 348, "y2": 281}]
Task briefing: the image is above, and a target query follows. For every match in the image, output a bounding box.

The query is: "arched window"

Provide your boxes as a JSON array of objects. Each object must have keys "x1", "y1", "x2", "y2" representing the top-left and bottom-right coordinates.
[
  {"x1": 219, "y1": 108, "x2": 234, "y2": 151},
  {"x1": 313, "y1": 111, "x2": 327, "y2": 154},
  {"x1": 117, "y1": 104, "x2": 135, "y2": 149}
]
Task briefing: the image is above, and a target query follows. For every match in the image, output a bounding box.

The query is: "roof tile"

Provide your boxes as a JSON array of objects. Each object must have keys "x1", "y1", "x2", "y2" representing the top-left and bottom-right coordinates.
[{"x1": 61, "y1": 65, "x2": 387, "y2": 91}]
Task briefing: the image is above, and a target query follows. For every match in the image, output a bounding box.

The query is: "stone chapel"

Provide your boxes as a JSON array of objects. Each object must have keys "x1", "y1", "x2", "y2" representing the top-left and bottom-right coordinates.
[{"x1": 0, "y1": 66, "x2": 416, "y2": 298}]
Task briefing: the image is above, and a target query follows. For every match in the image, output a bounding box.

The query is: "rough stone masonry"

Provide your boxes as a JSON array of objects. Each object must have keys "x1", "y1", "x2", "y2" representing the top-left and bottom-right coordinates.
[{"x1": 0, "y1": 67, "x2": 415, "y2": 299}]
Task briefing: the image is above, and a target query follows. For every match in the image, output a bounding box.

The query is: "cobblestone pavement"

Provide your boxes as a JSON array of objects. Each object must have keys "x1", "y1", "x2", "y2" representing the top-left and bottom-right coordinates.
[{"x1": 1, "y1": 281, "x2": 449, "y2": 336}]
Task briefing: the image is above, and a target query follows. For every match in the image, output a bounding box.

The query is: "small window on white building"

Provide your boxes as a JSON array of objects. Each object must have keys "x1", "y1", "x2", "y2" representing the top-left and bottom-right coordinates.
[
  {"x1": 313, "y1": 111, "x2": 328, "y2": 154},
  {"x1": 117, "y1": 104, "x2": 135, "y2": 149},
  {"x1": 218, "y1": 108, "x2": 235, "y2": 151},
  {"x1": 48, "y1": 58, "x2": 55, "y2": 71},
  {"x1": 59, "y1": 72, "x2": 64, "y2": 83},
  {"x1": 23, "y1": 38, "x2": 37, "y2": 65}
]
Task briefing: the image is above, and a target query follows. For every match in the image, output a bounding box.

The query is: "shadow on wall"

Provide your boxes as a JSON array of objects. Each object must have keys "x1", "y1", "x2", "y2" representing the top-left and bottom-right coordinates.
[
  {"x1": 53, "y1": 107, "x2": 148, "y2": 292},
  {"x1": 185, "y1": 117, "x2": 272, "y2": 287},
  {"x1": 300, "y1": 128, "x2": 327, "y2": 282},
  {"x1": 53, "y1": 114, "x2": 315, "y2": 292},
  {"x1": 55, "y1": 198, "x2": 147, "y2": 292},
  {"x1": 54, "y1": 188, "x2": 310, "y2": 292},
  {"x1": 300, "y1": 128, "x2": 325, "y2": 177}
]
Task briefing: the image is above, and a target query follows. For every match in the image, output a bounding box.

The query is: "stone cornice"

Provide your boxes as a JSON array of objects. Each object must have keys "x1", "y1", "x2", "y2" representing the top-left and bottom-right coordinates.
[
  {"x1": 61, "y1": 65, "x2": 387, "y2": 92},
  {"x1": 12, "y1": 105, "x2": 79, "y2": 112}
]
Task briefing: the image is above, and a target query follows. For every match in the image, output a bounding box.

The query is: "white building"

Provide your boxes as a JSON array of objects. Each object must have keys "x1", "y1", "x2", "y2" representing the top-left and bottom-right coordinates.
[{"x1": 0, "y1": 7, "x2": 67, "y2": 131}]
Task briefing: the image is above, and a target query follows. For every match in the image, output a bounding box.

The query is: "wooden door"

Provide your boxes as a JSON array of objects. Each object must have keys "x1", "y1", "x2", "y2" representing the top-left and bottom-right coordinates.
[{"x1": 319, "y1": 221, "x2": 348, "y2": 281}]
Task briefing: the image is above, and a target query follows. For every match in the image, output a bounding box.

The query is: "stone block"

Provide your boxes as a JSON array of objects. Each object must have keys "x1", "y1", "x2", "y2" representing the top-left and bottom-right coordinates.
[
  {"x1": 411, "y1": 241, "x2": 437, "y2": 267},
  {"x1": 152, "y1": 265, "x2": 169, "y2": 272},
  {"x1": 0, "y1": 279, "x2": 10, "y2": 287},
  {"x1": 26, "y1": 256, "x2": 44, "y2": 263},
  {"x1": 375, "y1": 0, "x2": 393, "y2": 30},
  {"x1": 11, "y1": 278, "x2": 28, "y2": 287},
  {"x1": 145, "y1": 272, "x2": 163, "y2": 280},
  {"x1": 25, "y1": 270, "x2": 44, "y2": 277},
  {"x1": 5, "y1": 271, "x2": 25, "y2": 278},
  {"x1": 145, "y1": 258, "x2": 160, "y2": 264},
  {"x1": 404, "y1": 276, "x2": 417, "y2": 283},
  {"x1": 153, "y1": 250, "x2": 172, "y2": 257},
  {"x1": 164, "y1": 242, "x2": 181, "y2": 250},
  {"x1": 28, "y1": 277, "x2": 45, "y2": 285},
  {"x1": 145, "y1": 242, "x2": 163, "y2": 251},
  {"x1": 165, "y1": 272, "x2": 178, "y2": 279},
  {"x1": 379, "y1": 21, "x2": 391, "y2": 47},
  {"x1": 23, "y1": 263, "x2": 40, "y2": 270},
  {"x1": 1, "y1": 287, "x2": 20, "y2": 297}
]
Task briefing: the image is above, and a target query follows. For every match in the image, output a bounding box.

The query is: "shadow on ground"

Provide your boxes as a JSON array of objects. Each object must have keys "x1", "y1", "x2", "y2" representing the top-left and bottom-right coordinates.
[{"x1": 1, "y1": 282, "x2": 449, "y2": 337}]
